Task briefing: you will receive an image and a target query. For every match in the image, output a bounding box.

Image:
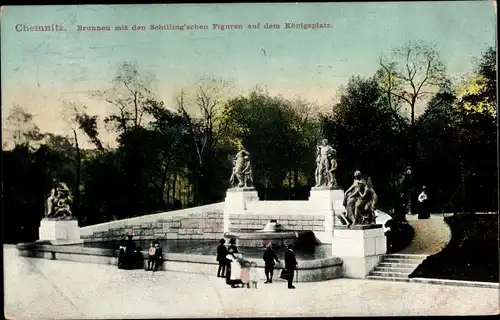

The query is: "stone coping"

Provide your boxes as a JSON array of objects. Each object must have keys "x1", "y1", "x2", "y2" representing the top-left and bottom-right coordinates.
[
  {"x1": 224, "y1": 231, "x2": 307, "y2": 240},
  {"x1": 16, "y1": 242, "x2": 343, "y2": 271},
  {"x1": 334, "y1": 224, "x2": 383, "y2": 230},
  {"x1": 17, "y1": 242, "x2": 119, "y2": 257},
  {"x1": 41, "y1": 218, "x2": 79, "y2": 222},
  {"x1": 310, "y1": 186, "x2": 344, "y2": 190},
  {"x1": 409, "y1": 277, "x2": 500, "y2": 289},
  {"x1": 80, "y1": 202, "x2": 224, "y2": 233}
]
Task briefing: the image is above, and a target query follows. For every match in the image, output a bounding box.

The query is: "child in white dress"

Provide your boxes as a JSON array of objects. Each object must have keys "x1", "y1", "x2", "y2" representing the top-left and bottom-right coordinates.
[{"x1": 249, "y1": 262, "x2": 261, "y2": 289}]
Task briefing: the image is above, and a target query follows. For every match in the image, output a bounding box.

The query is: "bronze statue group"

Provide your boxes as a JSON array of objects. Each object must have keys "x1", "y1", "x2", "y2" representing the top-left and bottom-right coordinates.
[
  {"x1": 45, "y1": 181, "x2": 74, "y2": 220},
  {"x1": 343, "y1": 170, "x2": 378, "y2": 226},
  {"x1": 217, "y1": 238, "x2": 298, "y2": 289},
  {"x1": 229, "y1": 149, "x2": 253, "y2": 188}
]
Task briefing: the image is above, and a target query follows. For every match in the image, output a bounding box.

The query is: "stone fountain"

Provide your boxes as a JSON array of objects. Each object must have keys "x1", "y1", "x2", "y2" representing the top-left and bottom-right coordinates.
[{"x1": 224, "y1": 219, "x2": 317, "y2": 247}]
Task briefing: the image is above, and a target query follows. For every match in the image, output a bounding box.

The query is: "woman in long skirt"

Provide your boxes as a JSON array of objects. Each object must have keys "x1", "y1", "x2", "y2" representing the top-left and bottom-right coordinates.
[{"x1": 226, "y1": 253, "x2": 244, "y2": 288}]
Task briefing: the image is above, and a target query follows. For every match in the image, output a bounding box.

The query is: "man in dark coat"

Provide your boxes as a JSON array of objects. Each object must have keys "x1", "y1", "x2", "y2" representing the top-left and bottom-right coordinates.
[
  {"x1": 284, "y1": 244, "x2": 298, "y2": 289},
  {"x1": 216, "y1": 238, "x2": 228, "y2": 277},
  {"x1": 263, "y1": 241, "x2": 280, "y2": 283},
  {"x1": 394, "y1": 192, "x2": 408, "y2": 223},
  {"x1": 153, "y1": 241, "x2": 163, "y2": 271}
]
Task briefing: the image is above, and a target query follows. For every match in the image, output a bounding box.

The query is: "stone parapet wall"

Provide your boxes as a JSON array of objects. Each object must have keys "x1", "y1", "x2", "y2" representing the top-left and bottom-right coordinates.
[
  {"x1": 229, "y1": 213, "x2": 326, "y2": 232},
  {"x1": 81, "y1": 204, "x2": 225, "y2": 241},
  {"x1": 17, "y1": 243, "x2": 344, "y2": 282}
]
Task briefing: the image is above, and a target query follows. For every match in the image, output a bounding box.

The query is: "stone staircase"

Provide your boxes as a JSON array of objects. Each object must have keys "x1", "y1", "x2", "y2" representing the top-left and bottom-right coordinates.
[{"x1": 366, "y1": 254, "x2": 428, "y2": 282}]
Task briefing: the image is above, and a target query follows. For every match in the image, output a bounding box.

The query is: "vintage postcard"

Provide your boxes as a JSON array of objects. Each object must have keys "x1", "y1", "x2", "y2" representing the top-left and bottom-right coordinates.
[{"x1": 2, "y1": 2, "x2": 498, "y2": 319}]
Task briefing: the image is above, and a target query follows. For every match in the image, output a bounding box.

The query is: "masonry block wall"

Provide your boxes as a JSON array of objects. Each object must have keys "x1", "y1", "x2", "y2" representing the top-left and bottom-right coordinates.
[
  {"x1": 228, "y1": 214, "x2": 326, "y2": 232},
  {"x1": 80, "y1": 203, "x2": 225, "y2": 242},
  {"x1": 82, "y1": 212, "x2": 224, "y2": 242}
]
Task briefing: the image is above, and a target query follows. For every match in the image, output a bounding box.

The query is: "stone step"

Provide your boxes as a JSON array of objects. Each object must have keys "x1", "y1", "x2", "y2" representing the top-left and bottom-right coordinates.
[
  {"x1": 378, "y1": 262, "x2": 420, "y2": 269},
  {"x1": 366, "y1": 275, "x2": 411, "y2": 282},
  {"x1": 369, "y1": 271, "x2": 411, "y2": 278},
  {"x1": 385, "y1": 254, "x2": 428, "y2": 259},
  {"x1": 380, "y1": 262, "x2": 422, "y2": 268},
  {"x1": 383, "y1": 257, "x2": 425, "y2": 264},
  {"x1": 373, "y1": 266, "x2": 416, "y2": 273}
]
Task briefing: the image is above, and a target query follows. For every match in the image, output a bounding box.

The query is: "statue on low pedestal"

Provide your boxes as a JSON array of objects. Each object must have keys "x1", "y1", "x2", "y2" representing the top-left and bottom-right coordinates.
[
  {"x1": 354, "y1": 178, "x2": 378, "y2": 225},
  {"x1": 45, "y1": 182, "x2": 74, "y2": 220},
  {"x1": 314, "y1": 139, "x2": 338, "y2": 188},
  {"x1": 229, "y1": 149, "x2": 253, "y2": 188},
  {"x1": 343, "y1": 172, "x2": 378, "y2": 226}
]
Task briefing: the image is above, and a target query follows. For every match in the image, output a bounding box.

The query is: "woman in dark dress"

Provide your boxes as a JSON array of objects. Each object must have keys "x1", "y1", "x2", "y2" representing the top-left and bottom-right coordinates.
[
  {"x1": 118, "y1": 232, "x2": 142, "y2": 269},
  {"x1": 417, "y1": 186, "x2": 430, "y2": 219}
]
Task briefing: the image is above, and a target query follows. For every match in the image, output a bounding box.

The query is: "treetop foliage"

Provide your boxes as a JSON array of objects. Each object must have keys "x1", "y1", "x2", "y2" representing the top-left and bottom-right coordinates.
[{"x1": 3, "y1": 43, "x2": 497, "y2": 243}]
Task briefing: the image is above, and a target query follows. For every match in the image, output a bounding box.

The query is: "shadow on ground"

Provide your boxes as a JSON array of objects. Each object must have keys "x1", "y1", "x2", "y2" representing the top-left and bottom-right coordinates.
[{"x1": 410, "y1": 214, "x2": 499, "y2": 283}]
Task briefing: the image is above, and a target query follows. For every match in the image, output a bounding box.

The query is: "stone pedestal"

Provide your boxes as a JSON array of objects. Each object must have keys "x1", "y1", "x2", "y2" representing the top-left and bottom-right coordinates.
[
  {"x1": 223, "y1": 188, "x2": 260, "y2": 233},
  {"x1": 332, "y1": 224, "x2": 386, "y2": 279},
  {"x1": 308, "y1": 187, "x2": 346, "y2": 243},
  {"x1": 39, "y1": 219, "x2": 84, "y2": 245},
  {"x1": 309, "y1": 187, "x2": 346, "y2": 214}
]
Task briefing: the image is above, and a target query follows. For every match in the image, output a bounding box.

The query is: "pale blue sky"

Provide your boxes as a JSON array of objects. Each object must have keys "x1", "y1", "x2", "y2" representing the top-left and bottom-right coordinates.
[{"x1": 1, "y1": 2, "x2": 496, "y2": 147}]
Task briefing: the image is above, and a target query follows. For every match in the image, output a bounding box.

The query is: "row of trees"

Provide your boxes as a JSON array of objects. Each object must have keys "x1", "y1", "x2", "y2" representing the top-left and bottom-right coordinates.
[{"x1": 3, "y1": 41, "x2": 497, "y2": 243}]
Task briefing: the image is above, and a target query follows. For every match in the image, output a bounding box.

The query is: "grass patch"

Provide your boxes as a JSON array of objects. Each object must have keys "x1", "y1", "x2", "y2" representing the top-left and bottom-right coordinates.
[{"x1": 410, "y1": 214, "x2": 499, "y2": 282}]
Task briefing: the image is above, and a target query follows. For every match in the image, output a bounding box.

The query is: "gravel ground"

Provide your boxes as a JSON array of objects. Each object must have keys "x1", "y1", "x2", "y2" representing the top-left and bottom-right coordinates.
[
  {"x1": 4, "y1": 245, "x2": 499, "y2": 318},
  {"x1": 399, "y1": 214, "x2": 452, "y2": 255}
]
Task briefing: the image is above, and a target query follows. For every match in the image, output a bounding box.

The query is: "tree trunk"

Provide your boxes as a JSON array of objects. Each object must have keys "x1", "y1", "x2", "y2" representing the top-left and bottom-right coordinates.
[
  {"x1": 159, "y1": 165, "x2": 169, "y2": 209},
  {"x1": 178, "y1": 175, "x2": 183, "y2": 207},
  {"x1": 72, "y1": 129, "x2": 81, "y2": 217},
  {"x1": 172, "y1": 174, "x2": 177, "y2": 205},
  {"x1": 293, "y1": 168, "x2": 299, "y2": 189},
  {"x1": 460, "y1": 155, "x2": 467, "y2": 213},
  {"x1": 265, "y1": 178, "x2": 269, "y2": 201},
  {"x1": 165, "y1": 175, "x2": 171, "y2": 208},
  {"x1": 288, "y1": 168, "x2": 292, "y2": 200},
  {"x1": 186, "y1": 180, "x2": 191, "y2": 207}
]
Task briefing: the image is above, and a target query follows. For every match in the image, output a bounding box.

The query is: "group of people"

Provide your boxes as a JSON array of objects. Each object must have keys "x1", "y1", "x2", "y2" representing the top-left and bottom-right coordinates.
[
  {"x1": 393, "y1": 185, "x2": 430, "y2": 220},
  {"x1": 117, "y1": 231, "x2": 163, "y2": 271},
  {"x1": 216, "y1": 238, "x2": 298, "y2": 289},
  {"x1": 147, "y1": 241, "x2": 164, "y2": 271},
  {"x1": 118, "y1": 232, "x2": 144, "y2": 269}
]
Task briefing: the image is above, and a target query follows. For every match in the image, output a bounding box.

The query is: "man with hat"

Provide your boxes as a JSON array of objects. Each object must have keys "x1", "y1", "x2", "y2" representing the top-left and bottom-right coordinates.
[
  {"x1": 262, "y1": 241, "x2": 280, "y2": 283},
  {"x1": 284, "y1": 243, "x2": 298, "y2": 289},
  {"x1": 228, "y1": 238, "x2": 238, "y2": 255}
]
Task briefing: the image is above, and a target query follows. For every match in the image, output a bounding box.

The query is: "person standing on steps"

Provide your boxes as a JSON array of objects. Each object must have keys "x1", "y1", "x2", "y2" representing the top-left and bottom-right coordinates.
[
  {"x1": 262, "y1": 241, "x2": 280, "y2": 283},
  {"x1": 284, "y1": 244, "x2": 298, "y2": 289}
]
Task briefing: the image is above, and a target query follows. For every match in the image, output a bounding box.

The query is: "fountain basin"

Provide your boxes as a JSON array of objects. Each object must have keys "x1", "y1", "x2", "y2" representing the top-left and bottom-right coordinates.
[
  {"x1": 16, "y1": 240, "x2": 343, "y2": 282},
  {"x1": 224, "y1": 229, "x2": 317, "y2": 247}
]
